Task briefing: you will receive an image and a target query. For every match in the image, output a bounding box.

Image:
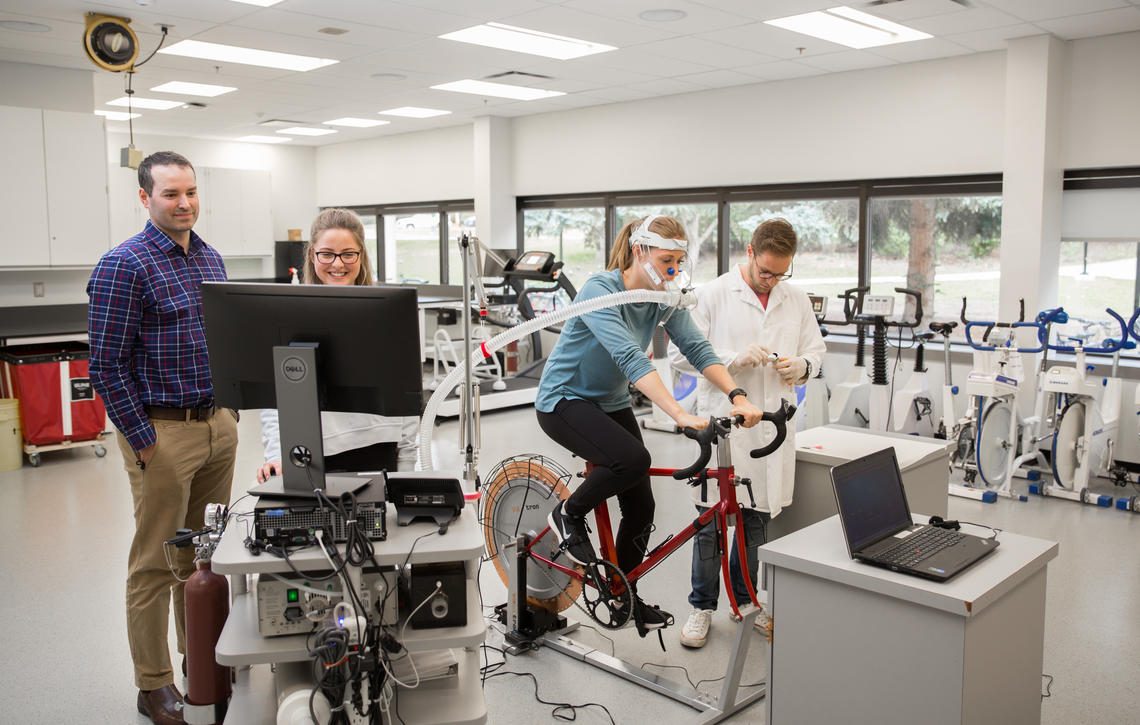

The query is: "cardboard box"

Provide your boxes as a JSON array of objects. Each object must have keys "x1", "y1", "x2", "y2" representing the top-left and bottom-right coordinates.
[{"x1": 287, "y1": 229, "x2": 303, "y2": 241}]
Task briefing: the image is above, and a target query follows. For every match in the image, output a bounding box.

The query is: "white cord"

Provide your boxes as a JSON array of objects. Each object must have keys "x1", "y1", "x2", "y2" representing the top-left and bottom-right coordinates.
[{"x1": 381, "y1": 583, "x2": 443, "y2": 690}]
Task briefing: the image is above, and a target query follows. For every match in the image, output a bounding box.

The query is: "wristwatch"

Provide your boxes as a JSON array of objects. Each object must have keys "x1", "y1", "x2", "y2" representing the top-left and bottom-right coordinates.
[
  {"x1": 727, "y1": 387, "x2": 748, "y2": 403},
  {"x1": 803, "y1": 358, "x2": 813, "y2": 380}
]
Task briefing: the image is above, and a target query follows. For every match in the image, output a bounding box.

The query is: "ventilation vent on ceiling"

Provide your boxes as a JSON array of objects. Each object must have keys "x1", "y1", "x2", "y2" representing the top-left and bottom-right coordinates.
[
  {"x1": 484, "y1": 70, "x2": 554, "y2": 81},
  {"x1": 257, "y1": 118, "x2": 305, "y2": 127}
]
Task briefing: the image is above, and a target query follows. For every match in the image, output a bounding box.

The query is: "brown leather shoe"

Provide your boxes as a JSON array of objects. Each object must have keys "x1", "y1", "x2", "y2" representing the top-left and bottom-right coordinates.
[{"x1": 137, "y1": 684, "x2": 185, "y2": 725}]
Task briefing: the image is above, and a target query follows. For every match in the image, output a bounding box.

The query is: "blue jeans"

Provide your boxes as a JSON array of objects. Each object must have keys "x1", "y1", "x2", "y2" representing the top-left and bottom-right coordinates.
[{"x1": 688, "y1": 505, "x2": 770, "y2": 611}]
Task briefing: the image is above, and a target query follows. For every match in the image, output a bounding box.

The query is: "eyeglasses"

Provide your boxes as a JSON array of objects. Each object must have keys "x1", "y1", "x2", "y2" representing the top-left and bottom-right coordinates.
[
  {"x1": 753, "y1": 259, "x2": 793, "y2": 281},
  {"x1": 314, "y1": 250, "x2": 361, "y2": 264}
]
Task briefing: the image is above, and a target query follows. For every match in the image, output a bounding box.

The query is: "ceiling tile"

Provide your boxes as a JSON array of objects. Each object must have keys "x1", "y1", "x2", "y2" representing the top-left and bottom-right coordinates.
[
  {"x1": 561, "y1": 0, "x2": 756, "y2": 35},
  {"x1": 634, "y1": 36, "x2": 780, "y2": 67},
  {"x1": 683, "y1": 1, "x2": 835, "y2": 22},
  {"x1": 676, "y1": 68, "x2": 763, "y2": 89},
  {"x1": 227, "y1": 9, "x2": 424, "y2": 50},
  {"x1": 861, "y1": 0, "x2": 973, "y2": 22},
  {"x1": 733, "y1": 59, "x2": 828, "y2": 82},
  {"x1": 863, "y1": 37, "x2": 975, "y2": 63},
  {"x1": 799, "y1": 51, "x2": 897, "y2": 73},
  {"x1": 907, "y1": 6, "x2": 1026, "y2": 35},
  {"x1": 1035, "y1": 7, "x2": 1140, "y2": 39},
  {"x1": 700, "y1": 21, "x2": 851, "y2": 59},
  {"x1": 979, "y1": 0, "x2": 1129, "y2": 23},
  {"x1": 281, "y1": 0, "x2": 474, "y2": 35},
  {"x1": 944, "y1": 23, "x2": 1044, "y2": 51},
  {"x1": 495, "y1": 4, "x2": 673, "y2": 47},
  {"x1": 621, "y1": 76, "x2": 708, "y2": 96}
]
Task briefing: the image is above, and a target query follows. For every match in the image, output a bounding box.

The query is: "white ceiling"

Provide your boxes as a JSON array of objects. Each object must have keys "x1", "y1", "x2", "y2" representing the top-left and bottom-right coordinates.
[{"x1": 2, "y1": 0, "x2": 1138, "y2": 146}]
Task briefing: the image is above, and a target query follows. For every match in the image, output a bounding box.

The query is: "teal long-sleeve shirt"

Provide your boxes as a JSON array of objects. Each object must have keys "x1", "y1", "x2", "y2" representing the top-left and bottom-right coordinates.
[{"x1": 536, "y1": 269, "x2": 722, "y2": 413}]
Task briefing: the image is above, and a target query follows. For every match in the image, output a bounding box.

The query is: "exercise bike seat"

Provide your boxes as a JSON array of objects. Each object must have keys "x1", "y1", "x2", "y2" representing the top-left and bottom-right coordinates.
[
  {"x1": 929, "y1": 321, "x2": 957, "y2": 335},
  {"x1": 914, "y1": 331, "x2": 936, "y2": 343}
]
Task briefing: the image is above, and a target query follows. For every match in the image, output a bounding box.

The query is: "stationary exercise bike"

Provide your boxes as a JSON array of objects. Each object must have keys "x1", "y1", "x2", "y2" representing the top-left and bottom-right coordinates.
[
  {"x1": 480, "y1": 402, "x2": 796, "y2": 721},
  {"x1": 960, "y1": 300, "x2": 1044, "y2": 500},
  {"x1": 850, "y1": 287, "x2": 924, "y2": 432},
  {"x1": 826, "y1": 287, "x2": 873, "y2": 428},
  {"x1": 1029, "y1": 307, "x2": 1130, "y2": 507}
]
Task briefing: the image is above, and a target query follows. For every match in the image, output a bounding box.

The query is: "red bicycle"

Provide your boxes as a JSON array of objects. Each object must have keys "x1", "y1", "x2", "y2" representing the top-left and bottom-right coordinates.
[{"x1": 482, "y1": 400, "x2": 796, "y2": 636}]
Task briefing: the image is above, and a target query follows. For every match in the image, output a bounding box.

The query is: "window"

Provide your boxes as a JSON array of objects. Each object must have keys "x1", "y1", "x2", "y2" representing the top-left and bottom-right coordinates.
[
  {"x1": 380, "y1": 211, "x2": 441, "y2": 284},
  {"x1": 446, "y1": 210, "x2": 476, "y2": 286},
  {"x1": 1056, "y1": 241, "x2": 1138, "y2": 346},
  {"x1": 869, "y1": 195, "x2": 1002, "y2": 335},
  {"x1": 729, "y1": 199, "x2": 859, "y2": 308},
  {"x1": 360, "y1": 214, "x2": 378, "y2": 281},
  {"x1": 615, "y1": 203, "x2": 719, "y2": 285},
  {"x1": 522, "y1": 206, "x2": 606, "y2": 289}
]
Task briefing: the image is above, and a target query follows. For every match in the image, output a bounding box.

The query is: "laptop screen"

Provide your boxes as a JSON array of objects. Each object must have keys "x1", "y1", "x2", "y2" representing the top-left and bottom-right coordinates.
[{"x1": 831, "y1": 447, "x2": 912, "y2": 552}]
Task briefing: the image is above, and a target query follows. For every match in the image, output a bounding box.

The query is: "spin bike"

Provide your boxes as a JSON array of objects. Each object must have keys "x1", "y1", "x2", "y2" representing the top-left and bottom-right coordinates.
[
  {"x1": 1029, "y1": 307, "x2": 1130, "y2": 507},
  {"x1": 481, "y1": 400, "x2": 796, "y2": 722},
  {"x1": 960, "y1": 300, "x2": 1043, "y2": 500}
]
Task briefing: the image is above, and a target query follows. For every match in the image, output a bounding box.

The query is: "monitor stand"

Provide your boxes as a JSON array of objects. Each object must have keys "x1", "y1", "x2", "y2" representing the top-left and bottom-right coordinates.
[
  {"x1": 248, "y1": 473, "x2": 372, "y2": 500},
  {"x1": 248, "y1": 343, "x2": 372, "y2": 501}
]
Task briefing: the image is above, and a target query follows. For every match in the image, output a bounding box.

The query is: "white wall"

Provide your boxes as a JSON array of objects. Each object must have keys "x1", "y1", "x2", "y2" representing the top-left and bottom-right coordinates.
[
  {"x1": 106, "y1": 131, "x2": 318, "y2": 244},
  {"x1": 0, "y1": 61, "x2": 92, "y2": 112},
  {"x1": 1062, "y1": 31, "x2": 1140, "y2": 169},
  {"x1": 316, "y1": 125, "x2": 473, "y2": 206},
  {"x1": 513, "y1": 51, "x2": 1007, "y2": 194}
]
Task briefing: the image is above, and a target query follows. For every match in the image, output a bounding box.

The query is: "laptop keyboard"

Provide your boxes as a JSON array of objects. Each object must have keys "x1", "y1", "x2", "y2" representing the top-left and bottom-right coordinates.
[{"x1": 877, "y1": 527, "x2": 965, "y2": 568}]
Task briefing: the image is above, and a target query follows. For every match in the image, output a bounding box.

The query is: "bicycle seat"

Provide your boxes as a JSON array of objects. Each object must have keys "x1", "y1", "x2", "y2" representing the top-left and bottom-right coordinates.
[
  {"x1": 929, "y1": 321, "x2": 957, "y2": 335},
  {"x1": 914, "y1": 331, "x2": 936, "y2": 343}
]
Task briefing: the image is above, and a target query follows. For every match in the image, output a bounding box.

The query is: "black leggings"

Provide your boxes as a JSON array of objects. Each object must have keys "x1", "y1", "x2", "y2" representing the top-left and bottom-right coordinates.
[{"x1": 537, "y1": 398, "x2": 654, "y2": 574}]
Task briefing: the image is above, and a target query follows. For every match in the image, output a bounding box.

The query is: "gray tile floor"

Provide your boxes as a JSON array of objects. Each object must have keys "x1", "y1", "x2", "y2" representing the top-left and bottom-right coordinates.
[{"x1": 1, "y1": 406, "x2": 1137, "y2": 723}]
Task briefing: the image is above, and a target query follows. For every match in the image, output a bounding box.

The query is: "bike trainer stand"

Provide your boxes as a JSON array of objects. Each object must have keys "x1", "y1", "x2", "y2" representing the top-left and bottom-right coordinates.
[{"x1": 495, "y1": 536, "x2": 766, "y2": 724}]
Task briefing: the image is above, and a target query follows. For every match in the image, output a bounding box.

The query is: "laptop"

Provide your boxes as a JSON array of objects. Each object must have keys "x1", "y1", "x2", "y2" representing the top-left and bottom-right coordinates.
[{"x1": 829, "y1": 447, "x2": 999, "y2": 582}]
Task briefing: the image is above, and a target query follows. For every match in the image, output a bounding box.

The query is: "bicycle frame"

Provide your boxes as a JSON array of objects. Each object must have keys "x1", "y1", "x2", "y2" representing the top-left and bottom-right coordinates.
[{"x1": 523, "y1": 439, "x2": 761, "y2": 620}]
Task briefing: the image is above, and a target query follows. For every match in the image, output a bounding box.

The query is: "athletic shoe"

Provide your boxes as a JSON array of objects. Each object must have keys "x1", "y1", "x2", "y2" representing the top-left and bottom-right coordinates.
[
  {"x1": 729, "y1": 607, "x2": 773, "y2": 639},
  {"x1": 615, "y1": 597, "x2": 674, "y2": 637},
  {"x1": 547, "y1": 500, "x2": 595, "y2": 565},
  {"x1": 680, "y1": 608, "x2": 714, "y2": 648}
]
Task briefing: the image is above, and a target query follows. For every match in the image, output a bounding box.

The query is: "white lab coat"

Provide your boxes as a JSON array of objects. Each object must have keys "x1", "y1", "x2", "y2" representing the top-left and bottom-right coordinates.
[
  {"x1": 668, "y1": 267, "x2": 826, "y2": 517},
  {"x1": 260, "y1": 409, "x2": 419, "y2": 471}
]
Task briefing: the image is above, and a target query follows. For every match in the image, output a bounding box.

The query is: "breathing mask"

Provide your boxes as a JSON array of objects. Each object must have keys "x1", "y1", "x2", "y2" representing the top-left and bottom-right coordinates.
[{"x1": 629, "y1": 215, "x2": 692, "y2": 294}]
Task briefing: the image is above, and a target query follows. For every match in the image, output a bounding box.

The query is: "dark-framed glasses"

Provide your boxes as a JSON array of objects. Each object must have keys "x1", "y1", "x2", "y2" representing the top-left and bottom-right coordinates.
[
  {"x1": 754, "y1": 260, "x2": 793, "y2": 281},
  {"x1": 314, "y1": 250, "x2": 361, "y2": 264}
]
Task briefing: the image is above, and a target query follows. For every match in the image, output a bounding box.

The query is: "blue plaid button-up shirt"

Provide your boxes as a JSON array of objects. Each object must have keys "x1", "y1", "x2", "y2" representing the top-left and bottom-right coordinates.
[{"x1": 87, "y1": 220, "x2": 228, "y2": 451}]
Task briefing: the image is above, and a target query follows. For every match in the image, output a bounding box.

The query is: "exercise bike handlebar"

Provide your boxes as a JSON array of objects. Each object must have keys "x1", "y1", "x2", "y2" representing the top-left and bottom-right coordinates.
[
  {"x1": 964, "y1": 320, "x2": 1045, "y2": 353},
  {"x1": 1128, "y1": 307, "x2": 1140, "y2": 343},
  {"x1": 892, "y1": 287, "x2": 924, "y2": 329},
  {"x1": 673, "y1": 400, "x2": 798, "y2": 480},
  {"x1": 1041, "y1": 307, "x2": 1130, "y2": 353},
  {"x1": 961, "y1": 297, "x2": 1025, "y2": 344}
]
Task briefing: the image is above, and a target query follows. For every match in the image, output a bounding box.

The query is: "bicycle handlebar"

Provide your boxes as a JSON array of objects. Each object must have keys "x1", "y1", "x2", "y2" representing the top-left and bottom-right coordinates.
[
  {"x1": 1041, "y1": 308, "x2": 1129, "y2": 353},
  {"x1": 892, "y1": 287, "x2": 923, "y2": 329},
  {"x1": 964, "y1": 320, "x2": 1045, "y2": 353},
  {"x1": 673, "y1": 401, "x2": 797, "y2": 481},
  {"x1": 1129, "y1": 308, "x2": 1140, "y2": 343},
  {"x1": 960, "y1": 297, "x2": 1027, "y2": 345}
]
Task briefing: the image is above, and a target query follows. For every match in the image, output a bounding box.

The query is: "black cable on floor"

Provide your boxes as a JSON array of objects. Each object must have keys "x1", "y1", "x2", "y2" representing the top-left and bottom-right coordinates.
[{"x1": 482, "y1": 670, "x2": 616, "y2": 724}]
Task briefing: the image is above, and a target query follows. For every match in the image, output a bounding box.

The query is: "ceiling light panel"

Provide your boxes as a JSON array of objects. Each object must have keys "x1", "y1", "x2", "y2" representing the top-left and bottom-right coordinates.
[
  {"x1": 237, "y1": 135, "x2": 291, "y2": 143},
  {"x1": 764, "y1": 6, "x2": 932, "y2": 49},
  {"x1": 106, "y1": 97, "x2": 185, "y2": 110},
  {"x1": 379, "y1": 107, "x2": 452, "y2": 118},
  {"x1": 439, "y1": 22, "x2": 616, "y2": 60},
  {"x1": 94, "y1": 110, "x2": 140, "y2": 120},
  {"x1": 277, "y1": 127, "x2": 338, "y2": 136},
  {"x1": 150, "y1": 81, "x2": 237, "y2": 97},
  {"x1": 324, "y1": 117, "x2": 389, "y2": 127},
  {"x1": 159, "y1": 40, "x2": 338, "y2": 72},
  {"x1": 431, "y1": 79, "x2": 565, "y2": 101}
]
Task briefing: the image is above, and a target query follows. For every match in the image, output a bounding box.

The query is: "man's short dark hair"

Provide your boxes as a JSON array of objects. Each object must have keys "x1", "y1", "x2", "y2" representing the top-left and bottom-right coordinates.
[{"x1": 138, "y1": 151, "x2": 195, "y2": 196}]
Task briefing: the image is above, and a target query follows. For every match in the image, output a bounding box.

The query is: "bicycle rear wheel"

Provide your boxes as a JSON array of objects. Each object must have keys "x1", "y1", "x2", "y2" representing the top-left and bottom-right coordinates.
[{"x1": 482, "y1": 454, "x2": 583, "y2": 613}]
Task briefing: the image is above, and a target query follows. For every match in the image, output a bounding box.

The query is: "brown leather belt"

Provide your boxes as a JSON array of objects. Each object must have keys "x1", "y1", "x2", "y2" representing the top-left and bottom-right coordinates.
[{"x1": 144, "y1": 405, "x2": 216, "y2": 421}]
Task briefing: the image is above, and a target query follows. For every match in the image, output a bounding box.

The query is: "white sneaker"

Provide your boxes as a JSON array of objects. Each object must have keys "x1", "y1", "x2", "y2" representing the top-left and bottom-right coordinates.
[
  {"x1": 680, "y1": 608, "x2": 714, "y2": 648},
  {"x1": 729, "y1": 608, "x2": 773, "y2": 637}
]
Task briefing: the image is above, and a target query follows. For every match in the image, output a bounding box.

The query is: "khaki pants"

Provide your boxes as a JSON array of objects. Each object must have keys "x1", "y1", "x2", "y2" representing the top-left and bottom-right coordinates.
[{"x1": 116, "y1": 410, "x2": 239, "y2": 690}]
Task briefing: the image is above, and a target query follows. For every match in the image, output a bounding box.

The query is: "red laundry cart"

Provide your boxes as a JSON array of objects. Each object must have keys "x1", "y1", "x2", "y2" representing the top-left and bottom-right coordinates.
[{"x1": 0, "y1": 342, "x2": 110, "y2": 466}]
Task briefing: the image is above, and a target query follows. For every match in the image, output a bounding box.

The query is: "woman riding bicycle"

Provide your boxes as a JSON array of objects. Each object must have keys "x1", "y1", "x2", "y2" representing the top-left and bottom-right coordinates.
[{"x1": 538, "y1": 214, "x2": 763, "y2": 634}]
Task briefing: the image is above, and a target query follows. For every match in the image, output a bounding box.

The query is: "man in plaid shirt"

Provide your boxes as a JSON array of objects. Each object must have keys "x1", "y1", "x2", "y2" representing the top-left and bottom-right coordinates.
[{"x1": 88, "y1": 151, "x2": 239, "y2": 725}]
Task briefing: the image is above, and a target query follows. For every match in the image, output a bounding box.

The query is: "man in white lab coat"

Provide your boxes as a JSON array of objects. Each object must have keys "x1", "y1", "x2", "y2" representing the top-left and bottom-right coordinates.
[{"x1": 668, "y1": 218, "x2": 826, "y2": 648}]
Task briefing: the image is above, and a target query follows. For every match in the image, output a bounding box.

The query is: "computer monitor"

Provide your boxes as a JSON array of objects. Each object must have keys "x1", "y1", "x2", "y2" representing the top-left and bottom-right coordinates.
[{"x1": 201, "y1": 282, "x2": 423, "y2": 498}]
